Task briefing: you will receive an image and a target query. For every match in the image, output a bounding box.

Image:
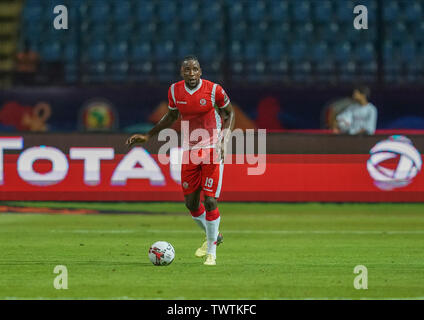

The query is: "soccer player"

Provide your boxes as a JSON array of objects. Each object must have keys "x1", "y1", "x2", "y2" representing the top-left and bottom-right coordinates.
[{"x1": 126, "y1": 55, "x2": 235, "y2": 266}]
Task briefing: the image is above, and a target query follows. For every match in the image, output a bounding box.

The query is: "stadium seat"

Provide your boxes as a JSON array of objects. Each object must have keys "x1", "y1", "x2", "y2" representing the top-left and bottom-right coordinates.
[
  {"x1": 89, "y1": 4, "x2": 110, "y2": 23},
  {"x1": 244, "y1": 41, "x2": 262, "y2": 62},
  {"x1": 63, "y1": 44, "x2": 78, "y2": 62},
  {"x1": 202, "y1": 22, "x2": 224, "y2": 42},
  {"x1": 289, "y1": 42, "x2": 307, "y2": 63},
  {"x1": 404, "y1": 2, "x2": 422, "y2": 23},
  {"x1": 383, "y1": 1, "x2": 400, "y2": 22},
  {"x1": 154, "y1": 41, "x2": 175, "y2": 62},
  {"x1": 228, "y1": 2, "x2": 244, "y2": 21},
  {"x1": 157, "y1": 1, "x2": 176, "y2": 23},
  {"x1": 333, "y1": 42, "x2": 352, "y2": 64},
  {"x1": 41, "y1": 42, "x2": 62, "y2": 62},
  {"x1": 400, "y1": 41, "x2": 416, "y2": 62},
  {"x1": 135, "y1": 1, "x2": 155, "y2": 22},
  {"x1": 199, "y1": 42, "x2": 220, "y2": 61},
  {"x1": 266, "y1": 42, "x2": 285, "y2": 63},
  {"x1": 312, "y1": 0, "x2": 332, "y2": 23},
  {"x1": 130, "y1": 42, "x2": 152, "y2": 61},
  {"x1": 310, "y1": 41, "x2": 329, "y2": 63},
  {"x1": 108, "y1": 41, "x2": 128, "y2": 62},
  {"x1": 230, "y1": 40, "x2": 243, "y2": 59},
  {"x1": 292, "y1": 1, "x2": 311, "y2": 23},
  {"x1": 157, "y1": 23, "x2": 178, "y2": 41},
  {"x1": 268, "y1": 1, "x2": 288, "y2": 22},
  {"x1": 354, "y1": 43, "x2": 375, "y2": 63},
  {"x1": 246, "y1": 1, "x2": 266, "y2": 22},
  {"x1": 335, "y1": 1, "x2": 354, "y2": 23},
  {"x1": 110, "y1": 61, "x2": 129, "y2": 82},
  {"x1": 293, "y1": 23, "x2": 314, "y2": 42},
  {"x1": 111, "y1": 1, "x2": 132, "y2": 23},
  {"x1": 85, "y1": 41, "x2": 106, "y2": 62},
  {"x1": 201, "y1": 2, "x2": 221, "y2": 22},
  {"x1": 229, "y1": 22, "x2": 247, "y2": 41},
  {"x1": 179, "y1": 2, "x2": 198, "y2": 22}
]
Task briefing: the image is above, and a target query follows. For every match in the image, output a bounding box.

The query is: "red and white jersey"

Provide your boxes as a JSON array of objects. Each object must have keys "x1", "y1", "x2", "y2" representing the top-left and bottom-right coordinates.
[{"x1": 168, "y1": 79, "x2": 230, "y2": 150}]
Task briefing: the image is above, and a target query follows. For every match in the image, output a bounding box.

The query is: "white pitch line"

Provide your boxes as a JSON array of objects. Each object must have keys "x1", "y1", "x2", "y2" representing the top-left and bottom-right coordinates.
[
  {"x1": 3, "y1": 296, "x2": 424, "y2": 300},
  {"x1": 147, "y1": 229, "x2": 424, "y2": 235},
  {"x1": 49, "y1": 229, "x2": 424, "y2": 235}
]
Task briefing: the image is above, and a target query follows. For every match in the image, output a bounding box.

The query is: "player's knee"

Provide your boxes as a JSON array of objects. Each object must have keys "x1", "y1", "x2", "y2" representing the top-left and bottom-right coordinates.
[
  {"x1": 204, "y1": 196, "x2": 217, "y2": 211},
  {"x1": 185, "y1": 198, "x2": 199, "y2": 212}
]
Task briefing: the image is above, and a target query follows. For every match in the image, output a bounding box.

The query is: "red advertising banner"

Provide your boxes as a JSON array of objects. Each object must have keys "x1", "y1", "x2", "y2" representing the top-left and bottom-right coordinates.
[{"x1": 1, "y1": 152, "x2": 423, "y2": 202}]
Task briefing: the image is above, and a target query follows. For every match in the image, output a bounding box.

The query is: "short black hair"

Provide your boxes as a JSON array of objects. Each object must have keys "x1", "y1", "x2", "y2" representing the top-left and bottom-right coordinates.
[
  {"x1": 353, "y1": 85, "x2": 371, "y2": 99},
  {"x1": 181, "y1": 55, "x2": 199, "y2": 66}
]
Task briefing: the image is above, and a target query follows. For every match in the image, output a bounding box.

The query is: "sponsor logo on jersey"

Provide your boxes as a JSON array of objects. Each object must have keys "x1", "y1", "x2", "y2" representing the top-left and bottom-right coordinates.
[
  {"x1": 182, "y1": 181, "x2": 189, "y2": 189},
  {"x1": 177, "y1": 101, "x2": 187, "y2": 104}
]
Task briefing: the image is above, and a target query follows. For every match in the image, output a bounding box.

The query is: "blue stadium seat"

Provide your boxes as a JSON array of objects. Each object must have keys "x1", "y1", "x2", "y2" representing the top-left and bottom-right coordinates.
[
  {"x1": 154, "y1": 41, "x2": 175, "y2": 62},
  {"x1": 63, "y1": 44, "x2": 78, "y2": 62},
  {"x1": 229, "y1": 41, "x2": 243, "y2": 61},
  {"x1": 135, "y1": 1, "x2": 155, "y2": 22},
  {"x1": 180, "y1": 21, "x2": 201, "y2": 41},
  {"x1": 289, "y1": 42, "x2": 307, "y2": 62},
  {"x1": 157, "y1": 1, "x2": 176, "y2": 23},
  {"x1": 130, "y1": 42, "x2": 151, "y2": 61},
  {"x1": 404, "y1": 2, "x2": 422, "y2": 23},
  {"x1": 177, "y1": 43, "x2": 195, "y2": 60},
  {"x1": 310, "y1": 41, "x2": 329, "y2": 63},
  {"x1": 246, "y1": 1, "x2": 266, "y2": 22},
  {"x1": 313, "y1": 0, "x2": 332, "y2": 23},
  {"x1": 201, "y1": 2, "x2": 221, "y2": 22},
  {"x1": 247, "y1": 22, "x2": 268, "y2": 42},
  {"x1": 292, "y1": 1, "x2": 311, "y2": 23},
  {"x1": 202, "y1": 22, "x2": 224, "y2": 41},
  {"x1": 113, "y1": 22, "x2": 132, "y2": 40},
  {"x1": 179, "y1": 2, "x2": 198, "y2": 22},
  {"x1": 199, "y1": 42, "x2": 220, "y2": 61},
  {"x1": 41, "y1": 42, "x2": 61, "y2": 62},
  {"x1": 293, "y1": 23, "x2": 314, "y2": 42},
  {"x1": 244, "y1": 41, "x2": 262, "y2": 62},
  {"x1": 228, "y1": 2, "x2": 244, "y2": 21},
  {"x1": 229, "y1": 22, "x2": 247, "y2": 41},
  {"x1": 110, "y1": 62, "x2": 129, "y2": 82},
  {"x1": 89, "y1": 23, "x2": 110, "y2": 39},
  {"x1": 22, "y1": 2, "x2": 43, "y2": 23},
  {"x1": 85, "y1": 62, "x2": 107, "y2": 83},
  {"x1": 383, "y1": 1, "x2": 400, "y2": 22},
  {"x1": 386, "y1": 22, "x2": 408, "y2": 43},
  {"x1": 108, "y1": 42, "x2": 128, "y2": 62},
  {"x1": 266, "y1": 42, "x2": 285, "y2": 63},
  {"x1": 400, "y1": 41, "x2": 416, "y2": 62},
  {"x1": 412, "y1": 21, "x2": 424, "y2": 41},
  {"x1": 354, "y1": 43, "x2": 375, "y2": 63},
  {"x1": 89, "y1": 4, "x2": 110, "y2": 23},
  {"x1": 269, "y1": 23, "x2": 290, "y2": 41},
  {"x1": 335, "y1": 1, "x2": 354, "y2": 23},
  {"x1": 85, "y1": 41, "x2": 106, "y2": 62},
  {"x1": 269, "y1": 1, "x2": 288, "y2": 22},
  {"x1": 333, "y1": 42, "x2": 352, "y2": 64},
  {"x1": 111, "y1": 1, "x2": 132, "y2": 23},
  {"x1": 319, "y1": 23, "x2": 340, "y2": 43},
  {"x1": 157, "y1": 23, "x2": 178, "y2": 40},
  {"x1": 134, "y1": 22, "x2": 157, "y2": 41},
  {"x1": 339, "y1": 60, "x2": 356, "y2": 83},
  {"x1": 64, "y1": 62, "x2": 78, "y2": 83}
]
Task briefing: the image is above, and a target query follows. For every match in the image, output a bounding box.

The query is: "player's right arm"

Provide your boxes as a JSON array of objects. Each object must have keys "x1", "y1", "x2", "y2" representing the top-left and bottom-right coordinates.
[{"x1": 126, "y1": 85, "x2": 180, "y2": 147}]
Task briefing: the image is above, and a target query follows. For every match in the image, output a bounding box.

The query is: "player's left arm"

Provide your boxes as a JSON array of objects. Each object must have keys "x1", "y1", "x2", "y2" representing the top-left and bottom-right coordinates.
[{"x1": 215, "y1": 85, "x2": 235, "y2": 160}]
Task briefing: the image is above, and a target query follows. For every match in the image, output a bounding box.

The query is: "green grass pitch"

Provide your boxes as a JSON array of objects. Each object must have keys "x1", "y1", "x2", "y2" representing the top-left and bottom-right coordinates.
[{"x1": 0, "y1": 202, "x2": 424, "y2": 300}]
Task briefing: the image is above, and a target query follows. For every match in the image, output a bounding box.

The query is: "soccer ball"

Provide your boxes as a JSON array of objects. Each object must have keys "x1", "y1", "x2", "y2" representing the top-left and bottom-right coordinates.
[{"x1": 148, "y1": 241, "x2": 175, "y2": 266}]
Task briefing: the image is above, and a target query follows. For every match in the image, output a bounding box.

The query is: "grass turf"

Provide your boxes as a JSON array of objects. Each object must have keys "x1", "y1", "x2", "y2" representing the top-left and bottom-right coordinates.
[{"x1": 0, "y1": 202, "x2": 423, "y2": 300}]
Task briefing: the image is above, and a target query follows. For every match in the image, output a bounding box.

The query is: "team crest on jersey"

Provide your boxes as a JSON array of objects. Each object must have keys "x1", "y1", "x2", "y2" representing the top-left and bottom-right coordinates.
[
  {"x1": 200, "y1": 98, "x2": 207, "y2": 106},
  {"x1": 182, "y1": 182, "x2": 189, "y2": 189}
]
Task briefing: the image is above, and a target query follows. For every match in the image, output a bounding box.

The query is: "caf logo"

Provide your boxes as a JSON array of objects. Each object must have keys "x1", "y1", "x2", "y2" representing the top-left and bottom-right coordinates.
[
  {"x1": 367, "y1": 135, "x2": 422, "y2": 190},
  {"x1": 182, "y1": 182, "x2": 189, "y2": 189},
  {"x1": 199, "y1": 99, "x2": 207, "y2": 106}
]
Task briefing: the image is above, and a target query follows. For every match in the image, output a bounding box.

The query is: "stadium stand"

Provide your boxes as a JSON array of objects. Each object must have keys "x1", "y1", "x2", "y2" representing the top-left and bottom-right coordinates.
[{"x1": 7, "y1": 0, "x2": 422, "y2": 85}]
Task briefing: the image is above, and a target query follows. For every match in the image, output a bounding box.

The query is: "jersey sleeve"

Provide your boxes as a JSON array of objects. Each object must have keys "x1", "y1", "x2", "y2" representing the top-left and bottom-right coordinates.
[
  {"x1": 214, "y1": 84, "x2": 230, "y2": 109},
  {"x1": 168, "y1": 84, "x2": 177, "y2": 110}
]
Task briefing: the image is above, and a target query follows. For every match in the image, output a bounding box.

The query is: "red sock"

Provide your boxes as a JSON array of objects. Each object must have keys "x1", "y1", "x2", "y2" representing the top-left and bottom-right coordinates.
[
  {"x1": 206, "y1": 208, "x2": 220, "y2": 221},
  {"x1": 190, "y1": 203, "x2": 205, "y2": 217}
]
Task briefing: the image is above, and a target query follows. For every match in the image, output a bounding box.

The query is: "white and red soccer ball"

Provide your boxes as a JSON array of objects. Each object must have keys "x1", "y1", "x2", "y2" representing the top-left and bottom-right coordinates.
[{"x1": 148, "y1": 241, "x2": 175, "y2": 266}]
